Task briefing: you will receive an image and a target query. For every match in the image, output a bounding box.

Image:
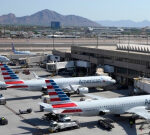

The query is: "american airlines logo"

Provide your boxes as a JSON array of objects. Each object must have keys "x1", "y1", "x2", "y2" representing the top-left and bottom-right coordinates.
[{"x1": 79, "y1": 79, "x2": 102, "y2": 84}]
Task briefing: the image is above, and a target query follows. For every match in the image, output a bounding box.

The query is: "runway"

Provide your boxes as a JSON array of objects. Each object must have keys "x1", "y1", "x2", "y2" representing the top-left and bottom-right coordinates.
[{"x1": 0, "y1": 37, "x2": 149, "y2": 53}]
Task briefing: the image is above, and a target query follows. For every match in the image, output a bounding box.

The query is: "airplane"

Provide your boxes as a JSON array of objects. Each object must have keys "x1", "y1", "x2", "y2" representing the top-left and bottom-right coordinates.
[
  {"x1": 40, "y1": 79, "x2": 150, "y2": 122},
  {"x1": 0, "y1": 56, "x2": 10, "y2": 62},
  {"x1": 0, "y1": 63, "x2": 116, "y2": 95},
  {"x1": 11, "y1": 43, "x2": 36, "y2": 55}
]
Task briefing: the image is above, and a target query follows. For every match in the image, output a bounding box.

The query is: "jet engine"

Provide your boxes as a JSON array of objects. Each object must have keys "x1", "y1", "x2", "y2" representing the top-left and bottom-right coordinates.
[
  {"x1": 134, "y1": 88, "x2": 144, "y2": 94},
  {"x1": 99, "y1": 110, "x2": 110, "y2": 116},
  {"x1": 0, "y1": 81, "x2": 7, "y2": 90},
  {"x1": 99, "y1": 111, "x2": 106, "y2": 116},
  {"x1": 76, "y1": 87, "x2": 89, "y2": 95}
]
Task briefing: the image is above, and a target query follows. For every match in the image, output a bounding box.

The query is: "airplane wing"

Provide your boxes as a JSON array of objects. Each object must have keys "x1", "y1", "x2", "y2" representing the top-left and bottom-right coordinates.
[
  {"x1": 32, "y1": 72, "x2": 41, "y2": 79},
  {"x1": 84, "y1": 94, "x2": 108, "y2": 100},
  {"x1": 126, "y1": 106, "x2": 150, "y2": 120},
  {"x1": 65, "y1": 85, "x2": 81, "y2": 92}
]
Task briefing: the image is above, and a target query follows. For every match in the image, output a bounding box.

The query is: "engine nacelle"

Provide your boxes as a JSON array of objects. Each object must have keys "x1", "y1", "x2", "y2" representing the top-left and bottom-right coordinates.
[
  {"x1": 134, "y1": 88, "x2": 143, "y2": 94},
  {"x1": 146, "y1": 106, "x2": 150, "y2": 110},
  {"x1": 77, "y1": 87, "x2": 89, "y2": 95},
  {"x1": 99, "y1": 110, "x2": 110, "y2": 116},
  {"x1": 99, "y1": 111, "x2": 105, "y2": 116},
  {"x1": 0, "y1": 81, "x2": 7, "y2": 90}
]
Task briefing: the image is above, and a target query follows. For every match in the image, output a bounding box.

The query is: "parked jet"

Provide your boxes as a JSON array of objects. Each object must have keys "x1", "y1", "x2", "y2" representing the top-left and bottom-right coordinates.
[
  {"x1": 40, "y1": 79, "x2": 150, "y2": 122},
  {"x1": 0, "y1": 63, "x2": 116, "y2": 95},
  {"x1": 11, "y1": 43, "x2": 36, "y2": 55},
  {"x1": 0, "y1": 56, "x2": 10, "y2": 62}
]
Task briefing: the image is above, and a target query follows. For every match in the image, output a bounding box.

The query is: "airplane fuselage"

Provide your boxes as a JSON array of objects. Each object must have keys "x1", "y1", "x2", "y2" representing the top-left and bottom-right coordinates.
[
  {"x1": 23, "y1": 76, "x2": 115, "y2": 91},
  {"x1": 60, "y1": 95, "x2": 150, "y2": 116},
  {"x1": 13, "y1": 50, "x2": 36, "y2": 55},
  {"x1": 14, "y1": 51, "x2": 31, "y2": 55}
]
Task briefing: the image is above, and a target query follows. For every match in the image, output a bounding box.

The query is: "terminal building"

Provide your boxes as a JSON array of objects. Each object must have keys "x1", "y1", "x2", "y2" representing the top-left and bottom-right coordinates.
[{"x1": 53, "y1": 44, "x2": 150, "y2": 86}]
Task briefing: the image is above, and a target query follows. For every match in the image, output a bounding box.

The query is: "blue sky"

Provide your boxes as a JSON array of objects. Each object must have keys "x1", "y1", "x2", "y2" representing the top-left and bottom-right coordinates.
[{"x1": 0, "y1": 0, "x2": 150, "y2": 21}]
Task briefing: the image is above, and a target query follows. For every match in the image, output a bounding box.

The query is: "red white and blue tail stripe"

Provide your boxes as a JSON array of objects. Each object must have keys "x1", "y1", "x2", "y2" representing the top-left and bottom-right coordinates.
[
  {"x1": 0, "y1": 63, "x2": 27, "y2": 88},
  {"x1": 46, "y1": 80, "x2": 72, "y2": 105},
  {"x1": 45, "y1": 80, "x2": 82, "y2": 113}
]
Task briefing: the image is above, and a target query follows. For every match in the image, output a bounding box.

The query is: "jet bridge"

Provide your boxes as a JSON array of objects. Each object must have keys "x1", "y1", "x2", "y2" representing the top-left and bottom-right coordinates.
[
  {"x1": 46, "y1": 61, "x2": 75, "y2": 72},
  {"x1": 46, "y1": 60, "x2": 90, "y2": 75}
]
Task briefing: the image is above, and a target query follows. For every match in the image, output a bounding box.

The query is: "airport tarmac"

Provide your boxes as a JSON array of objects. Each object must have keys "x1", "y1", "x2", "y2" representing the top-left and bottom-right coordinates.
[{"x1": 0, "y1": 66, "x2": 150, "y2": 135}]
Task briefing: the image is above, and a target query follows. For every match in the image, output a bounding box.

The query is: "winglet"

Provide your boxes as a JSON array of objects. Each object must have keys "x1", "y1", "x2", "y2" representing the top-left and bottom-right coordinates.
[{"x1": 32, "y1": 72, "x2": 40, "y2": 79}]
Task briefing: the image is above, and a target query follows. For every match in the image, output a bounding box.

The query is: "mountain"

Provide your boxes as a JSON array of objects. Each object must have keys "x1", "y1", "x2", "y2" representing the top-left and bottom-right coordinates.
[
  {"x1": 97, "y1": 20, "x2": 150, "y2": 27},
  {"x1": 0, "y1": 9, "x2": 100, "y2": 27}
]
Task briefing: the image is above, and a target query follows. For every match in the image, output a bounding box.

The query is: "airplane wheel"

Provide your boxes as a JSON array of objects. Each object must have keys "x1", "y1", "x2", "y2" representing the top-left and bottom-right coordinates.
[{"x1": 76, "y1": 89, "x2": 80, "y2": 94}]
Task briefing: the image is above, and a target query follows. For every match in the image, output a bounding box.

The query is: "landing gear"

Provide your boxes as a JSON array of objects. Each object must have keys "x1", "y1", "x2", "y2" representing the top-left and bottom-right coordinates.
[
  {"x1": 41, "y1": 88, "x2": 47, "y2": 95},
  {"x1": 99, "y1": 111, "x2": 105, "y2": 116},
  {"x1": 66, "y1": 93, "x2": 71, "y2": 97},
  {"x1": 40, "y1": 105, "x2": 44, "y2": 112},
  {"x1": 114, "y1": 114, "x2": 120, "y2": 117},
  {"x1": 76, "y1": 89, "x2": 79, "y2": 94}
]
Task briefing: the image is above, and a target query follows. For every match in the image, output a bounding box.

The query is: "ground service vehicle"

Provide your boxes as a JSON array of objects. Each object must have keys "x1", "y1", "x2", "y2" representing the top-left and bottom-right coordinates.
[
  {"x1": 42, "y1": 113, "x2": 71, "y2": 122},
  {"x1": 19, "y1": 108, "x2": 32, "y2": 114},
  {"x1": 0, "y1": 94, "x2": 6, "y2": 105},
  {"x1": 0, "y1": 117, "x2": 8, "y2": 125},
  {"x1": 22, "y1": 69, "x2": 30, "y2": 75},
  {"x1": 98, "y1": 119, "x2": 114, "y2": 130},
  {"x1": 49, "y1": 120, "x2": 79, "y2": 133}
]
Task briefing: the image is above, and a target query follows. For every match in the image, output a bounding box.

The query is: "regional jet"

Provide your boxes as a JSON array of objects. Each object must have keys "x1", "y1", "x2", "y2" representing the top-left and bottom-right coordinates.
[
  {"x1": 11, "y1": 43, "x2": 36, "y2": 55},
  {"x1": 40, "y1": 79, "x2": 150, "y2": 121},
  {"x1": 0, "y1": 63, "x2": 116, "y2": 95}
]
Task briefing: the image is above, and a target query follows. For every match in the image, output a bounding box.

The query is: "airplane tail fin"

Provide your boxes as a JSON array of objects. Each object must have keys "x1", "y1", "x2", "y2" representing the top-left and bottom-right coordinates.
[
  {"x1": 45, "y1": 80, "x2": 74, "y2": 105},
  {"x1": 0, "y1": 63, "x2": 24, "y2": 86},
  {"x1": 12, "y1": 43, "x2": 15, "y2": 52},
  {"x1": 45, "y1": 79, "x2": 82, "y2": 114}
]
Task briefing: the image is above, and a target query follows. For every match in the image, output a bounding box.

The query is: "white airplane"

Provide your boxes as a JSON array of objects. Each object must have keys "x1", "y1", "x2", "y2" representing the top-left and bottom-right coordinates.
[
  {"x1": 11, "y1": 43, "x2": 36, "y2": 55},
  {"x1": 0, "y1": 56, "x2": 10, "y2": 62},
  {"x1": 0, "y1": 63, "x2": 116, "y2": 95},
  {"x1": 40, "y1": 79, "x2": 150, "y2": 122}
]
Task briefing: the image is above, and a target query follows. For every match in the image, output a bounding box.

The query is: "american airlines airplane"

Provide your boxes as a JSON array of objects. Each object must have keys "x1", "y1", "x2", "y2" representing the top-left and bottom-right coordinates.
[
  {"x1": 11, "y1": 43, "x2": 36, "y2": 55},
  {"x1": 0, "y1": 63, "x2": 116, "y2": 95},
  {"x1": 40, "y1": 79, "x2": 150, "y2": 121}
]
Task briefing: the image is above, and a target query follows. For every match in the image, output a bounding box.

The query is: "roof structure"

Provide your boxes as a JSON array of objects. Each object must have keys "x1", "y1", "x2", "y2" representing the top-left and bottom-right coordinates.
[{"x1": 117, "y1": 44, "x2": 150, "y2": 53}]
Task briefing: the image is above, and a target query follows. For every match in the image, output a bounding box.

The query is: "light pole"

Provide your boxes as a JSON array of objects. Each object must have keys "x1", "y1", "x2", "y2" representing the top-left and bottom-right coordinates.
[
  {"x1": 127, "y1": 33, "x2": 130, "y2": 87},
  {"x1": 52, "y1": 31, "x2": 55, "y2": 50},
  {"x1": 147, "y1": 34, "x2": 149, "y2": 45},
  {"x1": 96, "y1": 34, "x2": 99, "y2": 48},
  {"x1": 53, "y1": 35, "x2": 54, "y2": 50}
]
